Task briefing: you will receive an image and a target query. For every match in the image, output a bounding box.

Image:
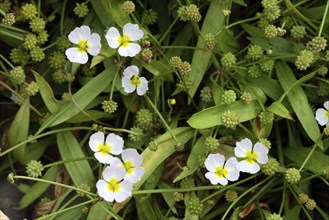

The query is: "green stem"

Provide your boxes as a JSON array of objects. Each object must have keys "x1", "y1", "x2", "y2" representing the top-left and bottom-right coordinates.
[
  {"x1": 0, "y1": 8, "x2": 5, "y2": 16},
  {"x1": 60, "y1": 0, "x2": 67, "y2": 35},
  {"x1": 0, "y1": 29, "x2": 24, "y2": 41},
  {"x1": 159, "y1": 16, "x2": 179, "y2": 44},
  {"x1": 215, "y1": 16, "x2": 260, "y2": 36},
  {"x1": 0, "y1": 23, "x2": 28, "y2": 33},
  {"x1": 103, "y1": 126, "x2": 142, "y2": 135},
  {"x1": 279, "y1": 182, "x2": 287, "y2": 215},
  {"x1": 284, "y1": 0, "x2": 317, "y2": 30},
  {"x1": 44, "y1": 157, "x2": 95, "y2": 168},
  {"x1": 161, "y1": 45, "x2": 201, "y2": 50},
  {"x1": 110, "y1": 69, "x2": 119, "y2": 100},
  {"x1": 318, "y1": 0, "x2": 329, "y2": 36},
  {"x1": 86, "y1": 195, "x2": 122, "y2": 220},
  {"x1": 0, "y1": 126, "x2": 94, "y2": 157},
  {"x1": 145, "y1": 95, "x2": 179, "y2": 143},
  {"x1": 298, "y1": 142, "x2": 317, "y2": 172},
  {"x1": 275, "y1": 123, "x2": 284, "y2": 165},
  {"x1": 0, "y1": 53, "x2": 14, "y2": 68},
  {"x1": 133, "y1": 185, "x2": 221, "y2": 195}
]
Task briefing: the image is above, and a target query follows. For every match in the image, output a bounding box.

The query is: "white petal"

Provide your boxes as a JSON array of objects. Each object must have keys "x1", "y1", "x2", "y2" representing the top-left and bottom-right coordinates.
[
  {"x1": 105, "y1": 27, "x2": 121, "y2": 49},
  {"x1": 324, "y1": 101, "x2": 329, "y2": 110},
  {"x1": 111, "y1": 157, "x2": 123, "y2": 167},
  {"x1": 89, "y1": 132, "x2": 104, "y2": 152},
  {"x1": 235, "y1": 138, "x2": 253, "y2": 158},
  {"x1": 118, "y1": 43, "x2": 141, "y2": 57},
  {"x1": 123, "y1": 23, "x2": 144, "y2": 41},
  {"x1": 224, "y1": 157, "x2": 240, "y2": 181},
  {"x1": 136, "y1": 77, "x2": 148, "y2": 96},
  {"x1": 109, "y1": 165, "x2": 126, "y2": 181},
  {"x1": 114, "y1": 180, "x2": 132, "y2": 202},
  {"x1": 96, "y1": 179, "x2": 115, "y2": 202},
  {"x1": 94, "y1": 152, "x2": 114, "y2": 164},
  {"x1": 65, "y1": 47, "x2": 88, "y2": 64},
  {"x1": 68, "y1": 25, "x2": 91, "y2": 44},
  {"x1": 205, "y1": 172, "x2": 228, "y2": 186},
  {"x1": 122, "y1": 148, "x2": 143, "y2": 166},
  {"x1": 122, "y1": 77, "x2": 136, "y2": 94},
  {"x1": 87, "y1": 33, "x2": 101, "y2": 56},
  {"x1": 105, "y1": 133, "x2": 124, "y2": 155},
  {"x1": 204, "y1": 154, "x2": 225, "y2": 172},
  {"x1": 125, "y1": 166, "x2": 145, "y2": 183},
  {"x1": 123, "y1": 65, "x2": 139, "y2": 78},
  {"x1": 236, "y1": 160, "x2": 260, "y2": 174},
  {"x1": 315, "y1": 108, "x2": 329, "y2": 126},
  {"x1": 253, "y1": 143, "x2": 269, "y2": 164}
]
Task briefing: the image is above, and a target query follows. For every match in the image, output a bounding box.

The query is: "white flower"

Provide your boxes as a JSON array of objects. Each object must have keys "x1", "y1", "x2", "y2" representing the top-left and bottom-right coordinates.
[
  {"x1": 204, "y1": 154, "x2": 240, "y2": 186},
  {"x1": 234, "y1": 138, "x2": 269, "y2": 174},
  {"x1": 122, "y1": 65, "x2": 148, "y2": 96},
  {"x1": 89, "y1": 132, "x2": 123, "y2": 164},
  {"x1": 105, "y1": 23, "x2": 143, "y2": 57},
  {"x1": 96, "y1": 165, "x2": 133, "y2": 202},
  {"x1": 315, "y1": 101, "x2": 329, "y2": 126},
  {"x1": 65, "y1": 25, "x2": 101, "y2": 64},
  {"x1": 112, "y1": 149, "x2": 145, "y2": 184}
]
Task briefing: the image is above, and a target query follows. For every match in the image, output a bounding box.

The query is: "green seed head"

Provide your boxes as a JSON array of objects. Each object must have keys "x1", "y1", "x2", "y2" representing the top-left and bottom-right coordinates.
[
  {"x1": 122, "y1": 1, "x2": 135, "y2": 14},
  {"x1": 247, "y1": 45, "x2": 264, "y2": 61},
  {"x1": 261, "y1": 158, "x2": 279, "y2": 176},
  {"x1": 186, "y1": 197, "x2": 203, "y2": 216},
  {"x1": 205, "y1": 136, "x2": 219, "y2": 152},
  {"x1": 102, "y1": 99, "x2": 118, "y2": 114},
  {"x1": 29, "y1": 17, "x2": 46, "y2": 33},
  {"x1": 221, "y1": 52, "x2": 237, "y2": 69},
  {"x1": 221, "y1": 90, "x2": 237, "y2": 105},
  {"x1": 30, "y1": 47, "x2": 45, "y2": 62},
  {"x1": 135, "y1": 108, "x2": 153, "y2": 131},
  {"x1": 305, "y1": 199, "x2": 316, "y2": 211},
  {"x1": 10, "y1": 66, "x2": 26, "y2": 85},
  {"x1": 220, "y1": 110, "x2": 239, "y2": 129},
  {"x1": 24, "y1": 33, "x2": 38, "y2": 50},
  {"x1": 177, "y1": 4, "x2": 202, "y2": 23},
  {"x1": 200, "y1": 86, "x2": 213, "y2": 104},
  {"x1": 2, "y1": 13, "x2": 15, "y2": 25},
  {"x1": 298, "y1": 193, "x2": 309, "y2": 204},
  {"x1": 240, "y1": 91, "x2": 253, "y2": 104},
  {"x1": 225, "y1": 189, "x2": 238, "y2": 202},
  {"x1": 295, "y1": 50, "x2": 314, "y2": 71},
  {"x1": 26, "y1": 160, "x2": 44, "y2": 178},
  {"x1": 48, "y1": 51, "x2": 67, "y2": 70},
  {"x1": 291, "y1": 25, "x2": 306, "y2": 39},
  {"x1": 25, "y1": 81, "x2": 39, "y2": 96},
  {"x1": 285, "y1": 168, "x2": 301, "y2": 184},
  {"x1": 143, "y1": 9, "x2": 157, "y2": 25},
  {"x1": 264, "y1": 25, "x2": 278, "y2": 39},
  {"x1": 21, "y1": 3, "x2": 37, "y2": 20},
  {"x1": 74, "y1": 3, "x2": 89, "y2": 18}
]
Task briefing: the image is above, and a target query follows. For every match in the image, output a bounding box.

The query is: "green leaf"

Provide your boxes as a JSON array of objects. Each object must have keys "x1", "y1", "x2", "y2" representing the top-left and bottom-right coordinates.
[
  {"x1": 33, "y1": 70, "x2": 60, "y2": 114},
  {"x1": 158, "y1": 181, "x2": 178, "y2": 214},
  {"x1": 66, "y1": 110, "x2": 112, "y2": 123},
  {"x1": 90, "y1": 0, "x2": 113, "y2": 27},
  {"x1": 88, "y1": 201, "x2": 111, "y2": 220},
  {"x1": 215, "y1": 29, "x2": 240, "y2": 53},
  {"x1": 275, "y1": 61, "x2": 322, "y2": 148},
  {"x1": 8, "y1": 97, "x2": 30, "y2": 163},
  {"x1": 268, "y1": 101, "x2": 293, "y2": 120},
  {"x1": 188, "y1": 0, "x2": 228, "y2": 98},
  {"x1": 187, "y1": 101, "x2": 262, "y2": 129},
  {"x1": 232, "y1": 0, "x2": 247, "y2": 6},
  {"x1": 37, "y1": 67, "x2": 116, "y2": 134},
  {"x1": 284, "y1": 147, "x2": 329, "y2": 175},
  {"x1": 283, "y1": 205, "x2": 302, "y2": 220},
  {"x1": 110, "y1": 0, "x2": 130, "y2": 27},
  {"x1": 22, "y1": 136, "x2": 54, "y2": 165},
  {"x1": 57, "y1": 131, "x2": 95, "y2": 187},
  {"x1": 90, "y1": 45, "x2": 116, "y2": 68},
  {"x1": 19, "y1": 165, "x2": 58, "y2": 209}
]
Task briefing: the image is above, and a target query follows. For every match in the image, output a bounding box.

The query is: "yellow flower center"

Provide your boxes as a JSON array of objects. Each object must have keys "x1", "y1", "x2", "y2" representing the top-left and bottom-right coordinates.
[
  {"x1": 117, "y1": 35, "x2": 131, "y2": 47},
  {"x1": 131, "y1": 75, "x2": 141, "y2": 86},
  {"x1": 214, "y1": 166, "x2": 228, "y2": 178},
  {"x1": 97, "y1": 143, "x2": 111, "y2": 155},
  {"x1": 245, "y1": 151, "x2": 258, "y2": 164},
  {"x1": 107, "y1": 178, "x2": 121, "y2": 192},
  {"x1": 77, "y1": 40, "x2": 90, "y2": 53},
  {"x1": 325, "y1": 110, "x2": 329, "y2": 118},
  {"x1": 123, "y1": 161, "x2": 134, "y2": 175}
]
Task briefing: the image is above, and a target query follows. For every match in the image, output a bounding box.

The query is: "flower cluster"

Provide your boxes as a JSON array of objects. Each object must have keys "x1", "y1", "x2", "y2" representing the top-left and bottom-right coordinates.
[
  {"x1": 89, "y1": 132, "x2": 145, "y2": 202},
  {"x1": 204, "y1": 138, "x2": 269, "y2": 185}
]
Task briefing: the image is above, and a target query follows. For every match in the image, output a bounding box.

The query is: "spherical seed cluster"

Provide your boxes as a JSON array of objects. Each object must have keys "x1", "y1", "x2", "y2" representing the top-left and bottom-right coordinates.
[
  {"x1": 29, "y1": 17, "x2": 46, "y2": 33},
  {"x1": 147, "y1": 141, "x2": 158, "y2": 151},
  {"x1": 21, "y1": 3, "x2": 37, "y2": 20},
  {"x1": 186, "y1": 197, "x2": 203, "y2": 216},
  {"x1": 317, "y1": 82, "x2": 329, "y2": 97},
  {"x1": 259, "y1": 111, "x2": 274, "y2": 125},
  {"x1": 276, "y1": 27, "x2": 286, "y2": 37},
  {"x1": 24, "y1": 34, "x2": 38, "y2": 50},
  {"x1": 266, "y1": 213, "x2": 283, "y2": 220},
  {"x1": 180, "y1": 177, "x2": 195, "y2": 188},
  {"x1": 221, "y1": 52, "x2": 237, "y2": 69},
  {"x1": 205, "y1": 136, "x2": 219, "y2": 152},
  {"x1": 222, "y1": 9, "x2": 231, "y2": 16},
  {"x1": 177, "y1": 4, "x2": 202, "y2": 23},
  {"x1": 197, "y1": 154, "x2": 206, "y2": 168},
  {"x1": 264, "y1": 25, "x2": 278, "y2": 39},
  {"x1": 175, "y1": 142, "x2": 185, "y2": 152},
  {"x1": 295, "y1": 50, "x2": 314, "y2": 70},
  {"x1": 204, "y1": 33, "x2": 216, "y2": 51},
  {"x1": 82, "y1": 65, "x2": 96, "y2": 76},
  {"x1": 25, "y1": 81, "x2": 39, "y2": 96},
  {"x1": 225, "y1": 190, "x2": 238, "y2": 202},
  {"x1": 38, "y1": 30, "x2": 49, "y2": 45},
  {"x1": 77, "y1": 184, "x2": 91, "y2": 197},
  {"x1": 248, "y1": 65, "x2": 262, "y2": 78},
  {"x1": 262, "y1": 0, "x2": 280, "y2": 21},
  {"x1": 74, "y1": 3, "x2": 89, "y2": 18},
  {"x1": 57, "y1": 36, "x2": 70, "y2": 51},
  {"x1": 170, "y1": 56, "x2": 182, "y2": 69},
  {"x1": 200, "y1": 86, "x2": 213, "y2": 103},
  {"x1": 259, "y1": 138, "x2": 271, "y2": 148},
  {"x1": 179, "y1": 61, "x2": 191, "y2": 75},
  {"x1": 221, "y1": 90, "x2": 237, "y2": 105},
  {"x1": 240, "y1": 91, "x2": 253, "y2": 103},
  {"x1": 122, "y1": 1, "x2": 135, "y2": 14},
  {"x1": 322, "y1": 166, "x2": 329, "y2": 178},
  {"x1": 285, "y1": 168, "x2": 301, "y2": 184},
  {"x1": 38, "y1": 112, "x2": 51, "y2": 125},
  {"x1": 63, "y1": 18, "x2": 75, "y2": 33},
  {"x1": 176, "y1": 75, "x2": 192, "y2": 91},
  {"x1": 142, "y1": 48, "x2": 153, "y2": 63},
  {"x1": 305, "y1": 199, "x2": 316, "y2": 211},
  {"x1": 39, "y1": 197, "x2": 51, "y2": 205},
  {"x1": 30, "y1": 47, "x2": 45, "y2": 62},
  {"x1": 220, "y1": 110, "x2": 239, "y2": 129},
  {"x1": 307, "y1": 36, "x2": 327, "y2": 52},
  {"x1": 52, "y1": 71, "x2": 68, "y2": 84},
  {"x1": 261, "y1": 158, "x2": 279, "y2": 176},
  {"x1": 135, "y1": 108, "x2": 153, "y2": 130},
  {"x1": 0, "y1": 0, "x2": 11, "y2": 13},
  {"x1": 2, "y1": 13, "x2": 15, "y2": 25},
  {"x1": 260, "y1": 59, "x2": 274, "y2": 73},
  {"x1": 258, "y1": 18, "x2": 270, "y2": 29},
  {"x1": 324, "y1": 126, "x2": 329, "y2": 136},
  {"x1": 102, "y1": 99, "x2": 118, "y2": 114},
  {"x1": 62, "y1": 92, "x2": 72, "y2": 102},
  {"x1": 317, "y1": 66, "x2": 328, "y2": 76},
  {"x1": 48, "y1": 51, "x2": 66, "y2": 70},
  {"x1": 299, "y1": 194, "x2": 309, "y2": 204},
  {"x1": 10, "y1": 47, "x2": 29, "y2": 65},
  {"x1": 10, "y1": 66, "x2": 26, "y2": 85},
  {"x1": 247, "y1": 45, "x2": 264, "y2": 61},
  {"x1": 143, "y1": 9, "x2": 157, "y2": 25},
  {"x1": 26, "y1": 160, "x2": 44, "y2": 178},
  {"x1": 290, "y1": 25, "x2": 306, "y2": 39},
  {"x1": 128, "y1": 127, "x2": 143, "y2": 142}
]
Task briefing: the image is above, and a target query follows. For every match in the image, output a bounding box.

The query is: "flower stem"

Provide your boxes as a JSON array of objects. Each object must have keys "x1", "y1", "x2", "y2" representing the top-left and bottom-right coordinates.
[
  {"x1": 159, "y1": 16, "x2": 179, "y2": 44},
  {"x1": 43, "y1": 157, "x2": 95, "y2": 168},
  {"x1": 110, "y1": 68, "x2": 119, "y2": 100},
  {"x1": 0, "y1": 53, "x2": 14, "y2": 69},
  {"x1": 318, "y1": 0, "x2": 329, "y2": 37}
]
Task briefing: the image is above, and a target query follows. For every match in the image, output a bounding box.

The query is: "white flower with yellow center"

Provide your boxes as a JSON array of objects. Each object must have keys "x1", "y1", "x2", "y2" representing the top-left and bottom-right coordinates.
[
  {"x1": 89, "y1": 132, "x2": 123, "y2": 164},
  {"x1": 65, "y1": 25, "x2": 101, "y2": 64},
  {"x1": 234, "y1": 138, "x2": 269, "y2": 174},
  {"x1": 122, "y1": 65, "x2": 148, "y2": 96},
  {"x1": 96, "y1": 165, "x2": 133, "y2": 202},
  {"x1": 315, "y1": 101, "x2": 329, "y2": 126},
  {"x1": 111, "y1": 149, "x2": 145, "y2": 184},
  {"x1": 204, "y1": 154, "x2": 239, "y2": 186},
  {"x1": 105, "y1": 23, "x2": 143, "y2": 57}
]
